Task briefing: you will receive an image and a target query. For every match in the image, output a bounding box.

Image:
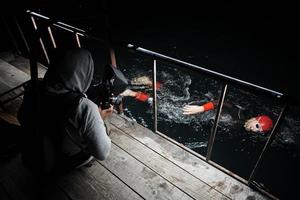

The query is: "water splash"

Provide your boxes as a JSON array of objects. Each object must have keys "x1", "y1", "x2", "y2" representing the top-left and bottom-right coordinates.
[
  {"x1": 183, "y1": 141, "x2": 208, "y2": 149},
  {"x1": 121, "y1": 63, "x2": 300, "y2": 149}
]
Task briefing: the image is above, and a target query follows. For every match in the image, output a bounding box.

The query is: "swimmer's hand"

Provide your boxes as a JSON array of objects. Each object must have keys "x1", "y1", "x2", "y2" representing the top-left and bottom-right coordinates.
[
  {"x1": 131, "y1": 76, "x2": 152, "y2": 86},
  {"x1": 120, "y1": 89, "x2": 137, "y2": 97},
  {"x1": 182, "y1": 105, "x2": 205, "y2": 115}
]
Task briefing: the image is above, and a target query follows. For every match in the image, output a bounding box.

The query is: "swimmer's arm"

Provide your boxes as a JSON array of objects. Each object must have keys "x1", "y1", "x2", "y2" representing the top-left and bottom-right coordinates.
[
  {"x1": 120, "y1": 89, "x2": 150, "y2": 102},
  {"x1": 182, "y1": 101, "x2": 215, "y2": 115}
]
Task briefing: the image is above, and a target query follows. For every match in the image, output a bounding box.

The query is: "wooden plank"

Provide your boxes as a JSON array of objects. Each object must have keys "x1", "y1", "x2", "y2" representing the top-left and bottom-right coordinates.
[
  {"x1": 99, "y1": 143, "x2": 194, "y2": 200},
  {"x1": 0, "y1": 111, "x2": 19, "y2": 125},
  {"x1": 108, "y1": 126, "x2": 229, "y2": 200},
  {"x1": 109, "y1": 114, "x2": 268, "y2": 200},
  {"x1": 9, "y1": 56, "x2": 47, "y2": 78},
  {"x1": 9, "y1": 56, "x2": 30, "y2": 76},
  {"x1": 0, "y1": 51, "x2": 15, "y2": 63},
  {"x1": 0, "y1": 183, "x2": 11, "y2": 200},
  {"x1": 0, "y1": 174, "x2": 71, "y2": 200},
  {"x1": 57, "y1": 161, "x2": 142, "y2": 200},
  {"x1": 0, "y1": 59, "x2": 30, "y2": 89},
  {"x1": 0, "y1": 59, "x2": 26, "y2": 116},
  {"x1": 0, "y1": 78, "x2": 23, "y2": 105},
  {"x1": 0, "y1": 58, "x2": 28, "y2": 118},
  {"x1": 0, "y1": 178, "x2": 27, "y2": 200},
  {"x1": 0, "y1": 154, "x2": 70, "y2": 200},
  {"x1": 0, "y1": 80, "x2": 24, "y2": 102},
  {"x1": 41, "y1": 183, "x2": 71, "y2": 200},
  {"x1": 0, "y1": 154, "x2": 41, "y2": 200}
]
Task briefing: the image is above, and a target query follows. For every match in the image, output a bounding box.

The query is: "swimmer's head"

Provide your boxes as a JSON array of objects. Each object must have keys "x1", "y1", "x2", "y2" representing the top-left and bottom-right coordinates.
[{"x1": 244, "y1": 115, "x2": 273, "y2": 133}]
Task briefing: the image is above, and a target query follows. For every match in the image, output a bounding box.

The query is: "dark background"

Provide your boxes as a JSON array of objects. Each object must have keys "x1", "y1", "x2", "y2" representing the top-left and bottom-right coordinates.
[{"x1": 3, "y1": 1, "x2": 299, "y2": 99}]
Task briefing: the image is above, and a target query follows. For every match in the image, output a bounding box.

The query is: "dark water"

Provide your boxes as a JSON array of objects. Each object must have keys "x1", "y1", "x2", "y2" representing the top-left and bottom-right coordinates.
[
  {"x1": 83, "y1": 4, "x2": 299, "y2": 200},
  {"x1": 25, "y1": 1, "x2": 299, "y2": 199},
  {"x1": 95, "y1": 3, "x2": 299, "y2": 199},
  {"x1": 112, "y1": 50, "x2": 300, "y2": 200}
]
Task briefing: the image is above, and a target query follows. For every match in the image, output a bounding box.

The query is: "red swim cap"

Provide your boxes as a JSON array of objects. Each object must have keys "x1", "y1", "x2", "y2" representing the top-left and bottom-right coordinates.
[{"x1": 256, "y1": 115, "x2": 273, "y2": 132}]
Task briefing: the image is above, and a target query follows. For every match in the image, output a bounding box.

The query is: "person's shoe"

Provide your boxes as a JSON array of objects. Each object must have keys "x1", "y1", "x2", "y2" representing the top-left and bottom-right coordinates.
[
  {"x1": 75, "y1": 155, "x2": 94, "y2": 169},
  {"x1": 67, "y1": 150, "x2": 94, "y2": 170}
]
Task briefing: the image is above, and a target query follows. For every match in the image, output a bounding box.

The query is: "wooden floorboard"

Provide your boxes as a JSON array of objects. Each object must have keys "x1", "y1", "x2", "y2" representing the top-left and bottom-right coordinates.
[
  {"x1": 9, "y1": 55, "x2": 47, "y2": 78},
  {"x1": 0, "y1": 80, "x2": 23, "y2": 116},
  {"x1": 0, "y1": 59, "x2": 30, "y2": 89},
  {"x1": 0, "y1": 58, "x2": 28, "y2": 117},
  {"x1": 99, "y1": 143, "x2": 194, "y2": 200},
  {"x1": 0, "y1": 154, "x2": 71, "y2": 200},
  {"x1": 109, "y1": 114, "x2": 269, "y2": 200},
  {"x1": 57, "y1": 160, "x2": 143, "y2": 200},
  {"x1": 108, "y1": 124, "x2": 229, "y2": 200},
  {"x1": 0, "y1": 182, "x2": 11, "y2": 200}
]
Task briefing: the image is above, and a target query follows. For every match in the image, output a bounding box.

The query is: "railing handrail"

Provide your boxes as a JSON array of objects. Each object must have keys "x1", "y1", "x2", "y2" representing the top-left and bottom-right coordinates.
[
  {"x1": 27, "y1": 10, "x2": 300, "y2": 105},
  {"x1": 126, "y1": 44, "x2": 283, "y2": 97}
]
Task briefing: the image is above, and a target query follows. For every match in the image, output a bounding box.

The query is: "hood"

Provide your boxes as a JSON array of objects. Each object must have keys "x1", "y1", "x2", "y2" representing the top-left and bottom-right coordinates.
[{"x1": 43, "y1": 48, "x2": 94, "y2": 94}]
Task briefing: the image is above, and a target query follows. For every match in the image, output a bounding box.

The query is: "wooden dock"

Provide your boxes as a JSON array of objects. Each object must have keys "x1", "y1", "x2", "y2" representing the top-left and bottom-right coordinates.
[{"x1": 0, "y1": 52, "x2": 269, "y2": 200}]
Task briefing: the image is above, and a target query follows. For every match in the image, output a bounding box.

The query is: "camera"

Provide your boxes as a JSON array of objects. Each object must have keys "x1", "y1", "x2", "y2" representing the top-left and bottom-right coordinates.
[{"x1": 87, "y1": 64, "x2": 128, "y2": 110}]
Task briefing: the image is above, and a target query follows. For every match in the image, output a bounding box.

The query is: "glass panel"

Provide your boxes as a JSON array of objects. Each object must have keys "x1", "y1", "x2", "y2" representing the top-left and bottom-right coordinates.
[
  {"x1": 210, "y1": 85, "x2": 282, "y2": 179},
  {"x1": 111, "y1": 46, "x2": 154, "y2": 128},
  {"x1": 155, "y1": 60, "x2": 221, "y2": 157},
  {"x1": 252, "y1": 106, "x2": 300, "y2": 199}
]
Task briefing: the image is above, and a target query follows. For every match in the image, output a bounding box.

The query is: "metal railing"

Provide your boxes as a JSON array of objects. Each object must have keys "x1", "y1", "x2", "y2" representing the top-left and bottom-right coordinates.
[{"x1": 8, "y1": 10, "x2": 299, "y2": 199}]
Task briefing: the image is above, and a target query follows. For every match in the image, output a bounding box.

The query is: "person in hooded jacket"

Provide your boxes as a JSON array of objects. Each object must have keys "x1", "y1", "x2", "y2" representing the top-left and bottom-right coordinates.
[{"x1": 18, "y1": 48, "x2": 112, "y2": 176}]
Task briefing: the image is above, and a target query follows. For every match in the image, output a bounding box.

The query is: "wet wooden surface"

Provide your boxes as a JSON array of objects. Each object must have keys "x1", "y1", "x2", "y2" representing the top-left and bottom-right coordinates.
[{"x1": 0, "y1": 53, "x2": 269, "y2": 200}]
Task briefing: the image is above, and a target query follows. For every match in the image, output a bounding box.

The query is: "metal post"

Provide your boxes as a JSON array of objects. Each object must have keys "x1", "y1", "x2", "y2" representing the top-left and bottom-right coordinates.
[
  {"x1": 75, "y1": 33, "x2": 81, "y2": 48},
  {"x1": 109, "y1": 47, "x2": 116, "y2": 67},
  {"x1": 152, "y1": 59, "x2": 158, "y2": 133},
  {"x1": 206, "y1": 83, "x2": 228, "y2": 161},
  {"x1": 30, "y1": 16, "x2": 50, "y2": 64},
  {"x1": 248, "y1": 105, "x2": 287, "y2": 183},
  {"x1": 29, "y1": 54, "x2": 40, "y2": 138},
  {"x1": 47, "y1": 26, "x2": 57, "y2": 48},
  {"x1": 28, "y1": 14, "x2": 42, "y2": 138}
]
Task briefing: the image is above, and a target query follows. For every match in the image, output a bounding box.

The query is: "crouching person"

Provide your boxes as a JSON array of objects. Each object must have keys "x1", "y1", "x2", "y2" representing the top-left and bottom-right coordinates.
[{"x1": 17, "y1": 48, "x2": 112, "y2": 178}]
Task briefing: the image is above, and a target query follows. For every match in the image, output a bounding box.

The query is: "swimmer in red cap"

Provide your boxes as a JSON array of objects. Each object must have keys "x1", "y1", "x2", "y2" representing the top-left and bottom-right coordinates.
[
  {"x1": 183, "y1": 101, "x2": 273, "y2": 133},
  {"x1": 244, "y1": 115, "x2": 273, "y2": 133}
]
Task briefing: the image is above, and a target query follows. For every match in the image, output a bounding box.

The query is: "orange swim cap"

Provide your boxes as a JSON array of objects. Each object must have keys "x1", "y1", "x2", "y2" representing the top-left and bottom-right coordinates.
[{"x1": 256, "y1": 115, "x2": 273, "y2": 132}]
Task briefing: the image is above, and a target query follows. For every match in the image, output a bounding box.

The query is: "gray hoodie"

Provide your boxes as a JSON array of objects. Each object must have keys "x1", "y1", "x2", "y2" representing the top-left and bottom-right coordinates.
[{"x1": 19, "y1": 48, "x2": 111, "y2": 160}]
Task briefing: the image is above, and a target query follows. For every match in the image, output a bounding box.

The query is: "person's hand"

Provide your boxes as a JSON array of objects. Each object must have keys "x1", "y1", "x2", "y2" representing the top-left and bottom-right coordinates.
[
  {"x1": 244, "y1": 117, "x2": 262, "y2": 133},
  {"x1": 99, "y1": 105, "x2": 114, "y2": 120},
  {"x1": 182, "y1": 105, "x2": 205, "y2": 115},
  {"x1": 120, "y1": 89, "x2": 137, "y2": 97},
  {"x1": 131, "y1": 76, "x2": 152, "y2": 86}
]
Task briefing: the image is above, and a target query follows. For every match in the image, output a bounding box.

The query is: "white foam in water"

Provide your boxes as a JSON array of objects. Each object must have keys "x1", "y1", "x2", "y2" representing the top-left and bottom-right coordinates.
[
  {"x1": 122, "y1": 65, "x2": 300, "y2": 149},
  {"x1": 183, "y1": 141, "x2": 208, "y2": 149}
]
